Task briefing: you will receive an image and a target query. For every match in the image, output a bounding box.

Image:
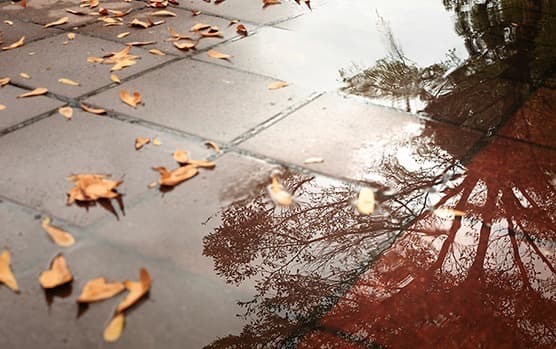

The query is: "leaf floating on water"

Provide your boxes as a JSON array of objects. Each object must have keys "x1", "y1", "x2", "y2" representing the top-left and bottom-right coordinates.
[
  {"x1": 267, "y1": 81, "x2": 288, "y2": 90},
  {"x1": 44, "y1": 16, "x2": 69, "y2": 28},
  {"x1": 207, "y1": 49, "x2": 231, "y2": 60},
  {"x1": 268, "y1": 176, "x2": 293, "y2": 206},
  {"x1": 110, "y1": 73, "x2": 121, "y2": 84},
  {"x1": 80, "y1": 103, "x2": 106, "y2": 115},
  {"x1": 78, "y1": 277, "x2": 125, "y2": 303},
  {"x1": 41, "y1": 216, "x2": 75, "y2": 246},
  {"x1": 0, "y1": 77, "x2": 10, "y2": 87},
  {"x1": 355, "y1": 187, "x2": 375, "y2": 215},
  {"x1": 66, "y1": 173, "x2": 123, "y2": 205},
  {"x1": 116, "y1": 268, "x2": 151, "y2": 313},
  {"x1": 119, "y1": 90, "x2": 142, "y2": 108},
  {"x1": 135, "y1": 137, "x2": 150, "y2": 150},
  {"x1": 39, "y1": 254, "x2": 73, "y2": 289},
  {"x1": 204, "y1": 141, "x2": 220, "y2": 153},
  {"x1": 104, "y1": 314, "x2": 125, "y2": 343},
  {"x1": 433, "y1": 207, "x2": 466, "y2": 219},
  {"x1": 17, "y1": 87, "x2": 48, "y2": 98},
  {"x1": 0, "y1": 250, "x2": 19, "y2": 293},
  {"x1": 59, "y1": 78, "x2": 80, "y2": 86},
  {"x1": 2, "y1": 36, "x2": 24, "y2": 51},
  {"x1": 58, "y1": 106, "x2": 73, "y2": 120},
  {"x1": 303, "y1": 157, "x2": 324, "y2": 164}
]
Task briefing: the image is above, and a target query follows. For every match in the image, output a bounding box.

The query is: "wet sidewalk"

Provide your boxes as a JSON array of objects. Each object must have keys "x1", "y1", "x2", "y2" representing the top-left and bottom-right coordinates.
[{"x1": 0, "y1": 0, "x2": 555, "y2": 348}]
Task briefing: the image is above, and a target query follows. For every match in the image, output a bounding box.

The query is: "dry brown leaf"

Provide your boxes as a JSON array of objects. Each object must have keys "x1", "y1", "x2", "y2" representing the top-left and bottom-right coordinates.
[
  {"x1": 130, "y1": 18, "x2": 150, "y2": 28},
  {"x1": 67, "y1": 32, "x2": 76, "y2": 40},
  {"x1": 89, "y1": 0, "x2": 100, "y2": 8},
  {"x1": 135, "y1": 137, "x2": 150, "y2": 150},
  {"x1": 267, "y1": 81, "x2": 288, "y2": 90},
  {"x1": 59, "y1": 106, "x2": 73, "y2": 120},
  {"x1": 191, "y1": 10, "x2": 201, "y2": 16},
  {"x1": 119, "y1": 90, "x2": 142, "y2": 108},
  {"x1": 2, "y1": 36, "x2": 25, "y2": 50},
  {"x1": 77, "y1": 277, "x2": 125, "y2": 303},
  {"x1": 19, "y1": 72, "x2": 31, "y2": 79},
  {"x1": 104, "y1": 314, "x2": 125, "y2": 342},
  {"x1": 229, "y1": 19, "x2": 239, "y2": 25},
  {"x1": 263, "y1": 0, "x2": 282, "y2": 8},
  {"x1": 190, "y1": 23, "x2": 210, "y2": 32},
  {"x1": 0, "y1": 250, "x2": 19, "y2": 293},
  {"x1": 433, "y1": 207, "x2": 466, "y2": 219},
  {"x1": 4, "y1": 20, "x2": 14, "y2": 26},
  {"x1": 173, "y1": 40, "x2": 196, "y2": 50},
  {"x1": 153, "y1": 165, "x2": 198, "y2": 187},
  {"x1": 117, "y1": 32, "x2": 130, "y2": 38},
  {"x1": 355, "y1": 187, "x2": 375, "y2": 215},
  {"x1": 204, "y1": 141, "x2": 220, "y2": 153},
  {"x1": 207, "y1": 49, "x2": 231, "y2": 60},
  {"x1": 44, "y1": 17, "x2": 69, "y2": 28},
  {"x1": 59, "y1": 78, "x2": 80, "y2": 86},
  {"x1": 111, "y1": 58, "x2": 136, "y2": 71},
  {"x1": 268, "y1": 176, "x2": 293, "y2": 206},
  {"x1": 303, "y1": 157, "x2": 324, "y2": 164},
  {"x1": 236, "y1": 24, "x2": 248, "y2": 36},
  {"x1": 172, "y1": 149, "x2": 189, "y2": 163},
  {"x1": 152, "y1": 138, "x2": 161, "y2": 146},
  {"x1": 116, "y1": 268, "x2": 151, "y2": 313},
  {"x1": 110, "y1": 73, "x2": 121, "y2": 84},
  {"x1": 0, "y1": 104, "x2": 6, "y2": 111},
  {"x1": 149, "y1": 48, "x2": 166, "y2": 56},
  {"x1": 41, "y1": 216, "x2": 75, "y2": 246},
  {"x1": 188, "y1": 159, "x2": 216, "y2": 169},
  {"x1": 87, "y1": 56, "x2": 104, "y2": 64},
  {"x1": 66, "y1": 8, "x2": 88, "y2": 15},
  {"x1": 80, "y1": 103, "x2": 106, "y2": 115},
  {"x1": 0, "y1": 77, "x2": 10, "y2": 87},
  {"x1": 39, "y1": 254, "x2": 73, "y2": 289},
  {"x1": 126, "y1": 41, "x2": 156, "y2": 46},
  {"x1": 151, "y1": 10, "x2": 176, "y2": 16},
  {"x1": 66, "y1": 173, "x2": 123, "y2": 205},
  {"x1": 17, "y1": 87, "x2": 48, "y2": 98}
]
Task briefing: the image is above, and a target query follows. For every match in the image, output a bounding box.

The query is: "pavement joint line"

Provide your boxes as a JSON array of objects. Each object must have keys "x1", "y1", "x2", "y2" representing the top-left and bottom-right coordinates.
[
  {"x1": 171, "y1": 4, "x2": 269, "y2": 27},
  {"x1": 0, "y1": 106, "x2": 59, "y2": 137},
  {"x1": 495, "y1": 133, "x2": 556, "y2": 151}
]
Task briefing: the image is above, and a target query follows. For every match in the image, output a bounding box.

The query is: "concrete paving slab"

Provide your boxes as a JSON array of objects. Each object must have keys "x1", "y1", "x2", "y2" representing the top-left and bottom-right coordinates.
[
  {"x1": 0, "y1": 16, "x2": 60, "y2": 46},
  {"x1": 0, "y1": 85, "x2": 63, "y2": 131},
  {"x1": 240, "y1": 92, "x2": 482, "y2": 188},
  {"x1": 0, "y1": 110, "x2": 210, "y2": 226},
  {"x1": 80, "y1": 7, "x2": 253, "y2": 55},
  {"x1": 0, "y1": 33, "x2": 170, "y2": 99},
  {"x1": 85, "y1": 59, "x2": 312, "y2": 142}
]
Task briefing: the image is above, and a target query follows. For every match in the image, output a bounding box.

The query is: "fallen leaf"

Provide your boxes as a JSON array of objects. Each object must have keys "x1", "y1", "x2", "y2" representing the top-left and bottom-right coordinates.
[
  {"x1": 135, "y1": 137, "x2": 150, "y2": 150},
  {"x1": 355, "y1": 187, "x2": 375, "y2": 215},
  {"x1": 147, "y1": 181, "x2": 158, "y2": 189},
  {"x1": 173, "y1": 40, "x2": 196, "y2": 50},
  {"x1": 80, "y1": 103, "x2": 106, "y2": 115},
  {"x1": 44, "y1": 17, "x2": 69, "y2": 28},
  {"x1": 204, "y1": 141, "x2": 220, "y2": 153},
  {"x1": 153, "y1": 165, "x2": 198, "y2": 187},
  {"x1": 41, "y1": 216, "x2": 75, "y2": 246},
  {"x1": 152, "y1": 138, "x2": 161, "y2": 146},
  {"x1": 77, "y1": 277, "x2": 125, "y2": 303},
  {"x1": 229, "y1": 19, "x2": 239, "y2": 25},
  {"x1": 104, "y1": 314, "x2": 125, "y2": 342},
  {"x1": 236, "y1": 24, "x2": 248, "y2": 36},
  {"x1": 151, "y1": 10, "x2": 176, "y2": 16},
  {"x1": 59, "y1": 106, "x2": 73, "y2": 120},
  {"x1": 89, "y1": 0, "x2": 100, "y2": 8},
  {"x1": 433, "y1": 207, "x2": 466, "y2": 219},
  {"x1": 110, "y1": 73, "x2": 121, "y2": 84},
  {"x1": 267, "y1": 81, "x2": 288, "y2": 90},
  {"x1": 17, "y1": 87, "x2": 48, "y2": 98},
  {"x1": 126, "y1": 41, "x2": 156, "y2": 46},
  {"x1": 2, "y1": 36, "x2": 25, "y2": 50},
  {"x1": 0, "y1": 250, "x2": 19, "y2": 293},
  {"x1": 207, "y1": 49, "x2": 231, "y2": 60},
  {"x1": 173, "y1": 149, "x2": 189, "y2": 163},
  {"x1": 110, "y1": 58, "x2": 136, "y2": 71},
  {"x1": 19, "y1": 72, "x2": 31, "y2": 79},
  {"x1": 67, "y1": 32, "x2": 76, "y2": 40},
  {"x1": 59, "y1": 78, "x2": 80, "y2": 86},
  {"x1": 192, "y1": 10, "x2": 201, "y2": 16},
  {"x1": 263, "y1": 0, "x2": 282, "y2": 8},
  {"x1": 303, "y1": 157, "x2": 324, "y2": 164},
  {"x1": 4, "y1": 20, "x2": 14, "y2": 26},
  {"x1": 39, "y1": 254, "x2": 73, "y2": 289},
  {"x1": 149, "y1": 48, "x2": 166, "y2": 56},
  {"x1": 268, "y1": 176, "x2": 292, "y2": 206},
  {"x1": 130, "y1": 18, "x2": 150, "y2": 28},
  {"x1": 66, "y1": 173, "x2": 123, "y2": 205},
  {"x1": 66, "y1": 8, "x2": 88, "y2": 15},
  {"x1": 190, "y1": 23, "x2": 210, "y2": 32},
  {"x1": 0, "y1": 77, "x2": 10, "y2": 86},
  {"x1": 116, "y1": 268, "x2": 151, "y2": 313},
  {"x1": 119, "y1": 90, "x2": 142, "y2": 108},
  {"x1": 0, "y1": 104, "x2": 6, "y2": 111},
  {"x1": 188, "y1": 159, "x2": 216, "y2": 169},
  {"x1": 117, "y1": 32, "x2": 130, "y2": 38},
  {"x1": 87, "y1": 56, "x2": 104, "y2": 63}
]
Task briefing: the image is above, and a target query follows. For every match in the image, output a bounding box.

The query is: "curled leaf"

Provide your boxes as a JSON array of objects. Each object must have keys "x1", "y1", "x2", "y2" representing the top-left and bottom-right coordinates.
[
  {"x1": 104, "y1": 314, "x2": 125, "y2": 342},
  {"x1": 207, "y1": 49, "x2": 231, "y2": 60},
  {"x1": 149, "y1": 48, "x2": 166, "y2": 56},
  {"x1": 151, "y1": 10, "x2": 176, "y2": 16},
  {"x1": 204, "y1": 141, "x2": 220, "y2": 153},
  {"x1": 172, "y1": 149, "x2": 189, "y2": 164},
  {"x1": 135, "y1": 137, "x2": 150, "y2": 150},
  {"x1": 355, "y1": 187, "x2": 375, "y2": 215},
  {"x1": 303, "y1": 157, "x2": 324, "y2": 164},
  {"x1": 41, "y1": 217, "x2": 75, "y2": 247},
  {"x1": 39, "y1": 254, "x2": 73, "y2": 289},
  {"x1": 17, "y1": 87, "x2": 48, "y2": 98},
  {"x1": 2, "y1": 36, "x2": 25, "y2": 50},
  {"x1": 58, "y1": 106, "x2": 73, "y2": 119},
  {"x1": 116, "y1": 268, "x2": 151, "y2": 313},
  {"x1": 267, "y1": 81, "x2": 288, "y2": 90},
  {"x1": 153, "y1": 165, "x2": 198, "y2": 187},
  {"x1": 66, "y1": 173, "x2": 123, "y2": 205},
  {"x1": 236, "y1": 24, "x2": 248, "y2": 36},
  {"x1": 80, "y1": 103, "x2": 106, "y2": 115},
  {"x1": 44, "y1": 17, "x2": 69, "y2": 28},
  {"x1": 188, "y1": 159, "x2": 216, "y2": 169},
  {"x1": 19, "y1": 72, "x2": 31, "y2": 79},
  {"x1": 117, "y1": 32, "x2": 130, "y2": 38},
  {"x1": 58, "y1": 78, "x2": 80, "y2": 86},
  {"x1": 110, "y1": 73, "x2": 121, "y2": 84},
  {"x1": 0, "y1": 77, "x2": 10, "y2": 87},
  {"x1": 78, "y1": 277, "x2": 125, "y2": 303},
  {"x1": 190, "y1": 23, "x2": 210, "y2": 32},
  {"x1": 0, "y1": 250, "x2": 19, "y2": 293},
  {"x1": 119, "y1": 90, "x2": 142, "y2": 108}
]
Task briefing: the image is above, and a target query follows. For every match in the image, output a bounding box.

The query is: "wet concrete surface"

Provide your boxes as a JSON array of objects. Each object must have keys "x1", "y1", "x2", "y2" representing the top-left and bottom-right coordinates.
[{"x1": 0, "y1": 0, "x2": 554, "y2": 348}]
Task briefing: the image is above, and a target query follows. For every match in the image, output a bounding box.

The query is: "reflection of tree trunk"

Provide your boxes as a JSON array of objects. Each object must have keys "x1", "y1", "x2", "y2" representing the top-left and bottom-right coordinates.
[{"x1": 508, "y1": 219, "x2": 533, "y2": 290}]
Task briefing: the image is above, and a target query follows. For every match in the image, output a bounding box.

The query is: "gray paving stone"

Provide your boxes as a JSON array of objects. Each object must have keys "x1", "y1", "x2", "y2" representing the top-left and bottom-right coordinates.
[
  {"x1": 240, "y1": 92, "x2": 482, "y2": 188},
  {"x1": 85, "y1": 59, "x2": 312, "y2": 142},
  {"x1": 0, "y1": 110, "x2": 210, "y2": 226},
  {"x1": 0, "y1": 16, "x2": 60, "y2": 46},
  {"x1": 0, "y1": 33, "x2": 170, "y2": 98},
  {"x1": 0, "y1": 0, "x2": 143, "y2": 29},
  {"x1": 80, "y1": 7, "x2": 253, "y2": 55},
  {"x1": 0, "y1": 85, "x2": 63, "y2": 131}
]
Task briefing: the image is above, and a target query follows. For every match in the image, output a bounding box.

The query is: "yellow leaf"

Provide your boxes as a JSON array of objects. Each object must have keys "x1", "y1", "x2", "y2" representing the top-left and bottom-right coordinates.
[
  {"x1": 355, "y1": 187, "x2": 375, "y2": 215},
  {"x1": 2, "y1": 36, "x2": 24, "y2": 51},
  {"x1": 77, "y1": 277, "x2": 125, "y2": 303},
  {"x1": 207, "y1": 49, "x2": 231, "y2": 60},
  {"x1": 151, "y1": 10, "x2": 176, "y2": 17},
  {"x1": 117, "y1": 32, "x2": 130, "y2": 39},
  {"x1": 80, "y1": 103, "x2": 106, "y2": 115},
  {"x1": 58, "y1": 78, "x2": 80, "y2": 86},
  {"x1": 44, "y1": 16, "x2": 69, "y2": 28},
  {"x1": 104, "y1": 314, "x2": 125, "y2": 343},
  {"x1": 41, "y1": 216, "x2": 75, "y2": 246},
  {"x1": 66, "y1": 173, "x2": 122, "y2": 205},
  {"x1": 17, "y1": 87, "x2": 48, "y2": 98},
  {"x1": 0, "y1": 77, "x2": 10, "y2": 86},
  {"x1": 58, "y1": 106, "x2": 73, "y2": 120},
  {"x1": 39, "y1": 254, "x2": 73, "y2": 289},
  {"x1": 0, "y1": 250, "x2": 19, "y2": 293},
  {"x1": 267, "y1": 81, "x2": 288, "y2": 90},
  {"x1": 190, "y1": 23, "x2": 210, "y2": 32},
  {"x1": 110, "y1": 73, "x2": 121, "y2": 84},
  {"x1": 173, "y1": 41, "x2": 196, "y2": 50},
  {"x1": 135, "y1": 137, "x2": 150, "y2": 150},
  {"x1": 173, "y1": 149, "x2": 189, "y2": 164},
  {"x1": 433, "y1": 207, "x2": 466, "y2": 219},
  {"x1": 148, "y1": 48, "x2": 166, "y2": 56},
  {"x1": 268, "y1": 176, "x2": 292, "y2": 206},
  {"x1": 116, "y1": 268, "x2": 151, "y2": 313},
  {"x1": 119, "y1": 90, "x2": 142, "y2": 108},
  {"x1": 153, "y1": 165, "x2": 198, "y2": 187}
]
